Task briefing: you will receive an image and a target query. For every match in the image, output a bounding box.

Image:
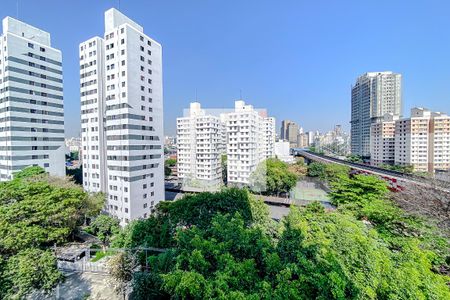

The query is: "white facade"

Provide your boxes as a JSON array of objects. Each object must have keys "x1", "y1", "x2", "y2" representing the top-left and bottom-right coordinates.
[
  {"x1": 263, "y1": 117, "x2": 276, "y2": 158},
  {"x1": 0, "y1": 17, "x2": 65, "y2": 181},
  {"x1": 274, "y1": 141, "x2": 294, "y2": 163},
  {"x1": 351, "y1": 71, "x2": 402, "y2": 157},
  {"x1": 80, "y1": 8, "x2": 164, "y2": 225},
  {"x1": 370, "y1": 114, "x2": 399, "y2": 166},
  {"x1": 395, "y1": 108, "x2": 450, "y2": 173},
  {"x1": 226, "y1": 100, "x2": 269, "y2": 185},
  {"x1": 176, "y1": 100, "x2": 275, "y2": 187},
  {"x1": 177, "y1": 102, "x2": 224, "y2": 187}
]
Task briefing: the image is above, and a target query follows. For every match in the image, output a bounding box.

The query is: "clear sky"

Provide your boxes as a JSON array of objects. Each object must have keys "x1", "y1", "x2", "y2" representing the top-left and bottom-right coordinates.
[{"x1": 2, "y1": 0, "x2": 450, "y2": 137}]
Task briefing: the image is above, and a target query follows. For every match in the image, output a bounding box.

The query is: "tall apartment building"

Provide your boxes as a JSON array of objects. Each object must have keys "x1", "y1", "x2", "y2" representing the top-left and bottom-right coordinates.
[
  {"x1": 395, "y1": 108, "x2": 450, "y2": 173},
  {"x1": 280, "y1": 119, "x2": 290, "y2": 140},
  {"x1": 351, "y1": 72, "x2": 402, "y2": 157},
  {"x1": 226, "y1": 100, "x2": 273, "y2": 185},
  {"x1": 263, "y1": 117, "x2": 276, "y2": 158},
  {"x1": 370, "y1": 114, "x2": 399, "y2": 166},
  {"x1": 80, "y1": 8, "x2": 164, "y2": 225},
  {"x1": 0, "y1": 17, "x2": 65, "y2": 181},
  {"x1": 280, "y1": 119, "x2": 300, "y2": 148},
  {"x1": 177, "y1": 102, "x2": 224, "y2": 187}
]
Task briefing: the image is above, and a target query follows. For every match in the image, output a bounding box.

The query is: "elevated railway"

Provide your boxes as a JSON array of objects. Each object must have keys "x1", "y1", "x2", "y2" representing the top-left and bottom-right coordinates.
[{"x1": 293, "y1": 149, "x2": 449, "y2": 192}]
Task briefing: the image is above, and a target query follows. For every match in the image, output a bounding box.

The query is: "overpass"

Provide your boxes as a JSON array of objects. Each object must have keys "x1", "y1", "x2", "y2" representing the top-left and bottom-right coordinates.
[{"x1": 292, "y1": 149, "x2": 449, "y2": 192}]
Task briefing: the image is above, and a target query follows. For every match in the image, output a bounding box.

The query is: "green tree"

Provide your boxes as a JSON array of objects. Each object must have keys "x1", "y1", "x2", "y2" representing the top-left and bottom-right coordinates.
[
  {"x1": 329, "y1": 174, "x2": 389, "y2": 208},
  {"x1": 0, "y1": 167, "x2": 103, "y2": 298},
  {"x1": 164, "y1": 158, "x2": 176, "y2": 177},
  {"x1": 250, "y1": 158, "x2": 297, "y2": 196},
  {"x1": 117, "y1": 187, "x2": 450, "y2": 299},
  {"x1": 307, "y1": 162, "x2": 349, "y2": 183},
  {"x1": 307, "y1": 161, "x2": 327, "y2": 178},
  {"x1": 87, "y1": 214, "x2": 120, "y2": 247},
  {"x1": 346, "y1": 154, "x2": 363, "y2": 163},
  {"x1": 2, "y1": 249, "x2": 64, "y2": 299},
  {"x1": 221, "y1": 154, "x2": 228, "y2": 185}
]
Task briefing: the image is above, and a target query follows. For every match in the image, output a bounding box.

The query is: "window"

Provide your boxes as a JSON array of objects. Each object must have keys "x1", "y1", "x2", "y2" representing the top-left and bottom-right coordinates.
[
  {"x1": 140, "y1": 46, "x2": 144, "y2": 51},
  {"x1": 28, "y1": 43, "x2": 34, "y2": 49},
  {"x1": 40, "y1": 47, "x2": 45, "y2": 52}
]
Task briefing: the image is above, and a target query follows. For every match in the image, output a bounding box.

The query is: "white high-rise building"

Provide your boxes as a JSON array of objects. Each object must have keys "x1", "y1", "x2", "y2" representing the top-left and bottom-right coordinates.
[
  {"x1": 0, "y1": 17, "x2": 65, "y2": 181},
  {"x1": 370, "y1": 113, "x2": 399, "y2": 166},
  {"x1": 176, "y1": 100, "x2": 275, "y2": 188},
  {"x1": 177, "y1": 102, "x2": 225, "y2": 187},
  {"x1": 80, "y1": 8, "x2": 164, "y2": 225},
  {"x1": 226, "y1": 100, "x2": 271, "y2": 185},
  {"x1": 395, "y1": 108, "x2": 450, "y2": 173},
  {"x1": 351, "y1": 72, "x2": 402, "y2": 157},
  {"x1": 263, "y1": 117, "x2": 276, "y2": 158}
]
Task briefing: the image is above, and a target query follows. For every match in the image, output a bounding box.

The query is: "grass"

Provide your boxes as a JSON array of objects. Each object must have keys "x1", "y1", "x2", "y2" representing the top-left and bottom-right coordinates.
[{"x1": 90, "y1": 250, "x2": 113, "y2": 262}]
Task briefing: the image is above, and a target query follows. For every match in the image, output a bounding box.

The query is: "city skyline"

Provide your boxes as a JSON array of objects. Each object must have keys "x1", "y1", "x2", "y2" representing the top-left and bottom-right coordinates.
[{"x1": 1, "y1": 0, "x2": 450, "y2": 137}]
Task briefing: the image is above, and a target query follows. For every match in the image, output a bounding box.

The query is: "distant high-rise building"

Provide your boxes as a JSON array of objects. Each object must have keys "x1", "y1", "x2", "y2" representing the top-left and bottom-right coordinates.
[
  {"x1": 263, "y1": 117, "x2": 276, "y2": 158},
  {"x1": 80, "y1": 8, "x2": 164, "y2": 225},
  {"x1": 395, "y1": 108, "x2": 450, "y2": 173},
  {"x1": 351, "y1": 72, "x2": 402, "y2": 157},
  {"x1": 226, "y1": 100, "x2": 274, "y2": 185},
  {"x1": 177, "y1": 102, "x2": 225, "y2": 187},
  {"x1": 176, "y1": 100, "x2": 275, "y2": 188},
  {"x1": 280, "y1": 119, "x2": 291, "y2": 140},
  {"x1": 0, "y1": 17, "x2": 65, "y2": 181},
  {"x1": 370, "y1": 114, "x2": 399, "y2": 166}
]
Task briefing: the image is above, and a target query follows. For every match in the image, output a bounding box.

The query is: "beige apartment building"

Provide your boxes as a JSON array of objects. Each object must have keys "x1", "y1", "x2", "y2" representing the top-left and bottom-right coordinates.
[
  {"x1": 370, "y1": 114, "x2": 399, "y2": 166},
  {"x1": 394, "y1": 108, "x2": 450, "y2": 173}
]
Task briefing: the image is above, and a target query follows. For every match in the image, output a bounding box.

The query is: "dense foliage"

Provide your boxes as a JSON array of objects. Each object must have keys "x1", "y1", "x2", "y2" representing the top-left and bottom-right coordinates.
[
  {"x1": 111, "y1": 184, "x2": 450, "y2": 299},
  {"x1": 380, "y1": 163, "x2": 414, "y2": 174},
  {"x1": 86, "y1": 214, "x2": 120, "y2": 247},
  {"x1": 249, "y1": 158, "x2": 297, "y2": 195},
  {"x1": 307, "y1": 161, "x2": 349, "y2": 183},
  {"x1": 165, "y1": 158, "x2": 177, "y2": 177},
  {"x1": 288, "y1": 158, "x2": 308, "y2": 178},
  {"x1": 0, "y1": 167, "x2": 103, "y2": 298}
]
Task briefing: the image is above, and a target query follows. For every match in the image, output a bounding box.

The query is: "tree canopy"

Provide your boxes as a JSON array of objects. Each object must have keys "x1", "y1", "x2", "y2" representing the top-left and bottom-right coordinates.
[
  {"x1": 110, "y1": 184, "x2": 450, "y2": 299},
  {"x1": 0, "y1": 166, "x2": 104, "y2": 298},
  {"x1": 249, "y1": 158, "x2": 297, "y2": 195}
]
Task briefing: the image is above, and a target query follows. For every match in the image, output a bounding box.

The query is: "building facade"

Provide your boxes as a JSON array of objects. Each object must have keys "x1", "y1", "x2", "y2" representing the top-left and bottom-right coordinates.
[
  {"x1": 395, "y1": 108, "x2": 450, "y2": 173},
  {"x1": 177, "y1": 102, "x2": 224, "y2": 188},
  {"x1": 351, "y1": 72, "x2": 402, "y2": 157},
  {"x1": 370, "y1": 114, "x2": 399, "y2": 166},
  {"x1": 80, "y1": 8, "x2": 164, "y2": 225},
  {"x1": 0, "y1": 17, "x2": 65, "y2": 181},
  {"x1": 263, "y1": 117, "x2": 276, "y2": 158}
]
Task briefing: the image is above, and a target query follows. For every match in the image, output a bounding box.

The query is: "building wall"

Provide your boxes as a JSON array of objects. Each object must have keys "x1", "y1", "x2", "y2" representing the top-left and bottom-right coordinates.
[
  {"x1": 370, "y1": 114, "x2": 398, "y2": 166},
  {"x1": 351, "y1": 72, "x2": 402, "y2": 157},
  {"x1": 0, "y1": 17, "x2": 65, "y2": 181},
  {"x1": 176, "y1": 102, "x2": 224, "y2": 186},
  {"x1": 80, "y1": 8, "x2": 164, "y2": 226},
  {"x1": 394, "y1": 108, "x2": 450, "y2": 173}
]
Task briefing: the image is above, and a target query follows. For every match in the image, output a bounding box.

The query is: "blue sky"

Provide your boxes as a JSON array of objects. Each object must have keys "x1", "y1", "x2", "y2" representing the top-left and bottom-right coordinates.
[{"x1": 2, "y1": 0, "x2": 450, "y2": 137}]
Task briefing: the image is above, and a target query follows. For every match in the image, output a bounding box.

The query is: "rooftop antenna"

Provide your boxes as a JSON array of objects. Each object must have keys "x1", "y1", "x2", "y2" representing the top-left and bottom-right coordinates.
[
  {"x1": 195, "y1": 89, "x2": 198, "y2": 102},
  {"x1": 16, "y1": 0, "x2": 19, "y2": 19},
  {"x1": 118, "y1": 0, "x2": 121, "y2": 10},
  {"x1": 239, "y1": 89, "x2": 243, "y2": 100}
]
